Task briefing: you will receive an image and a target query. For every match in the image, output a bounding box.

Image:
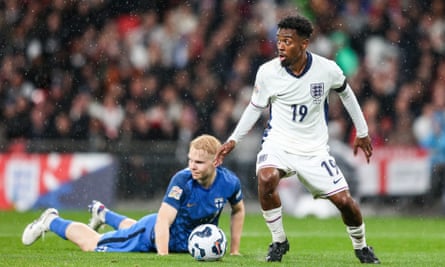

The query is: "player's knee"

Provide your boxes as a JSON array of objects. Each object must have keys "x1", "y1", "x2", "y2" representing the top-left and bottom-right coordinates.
[
  {"x1": 258, "y1": 169, "x2": 280, "y2": 190},
  {"x1": 331, "y1": 192, "x2": 355, "y2": 210}
]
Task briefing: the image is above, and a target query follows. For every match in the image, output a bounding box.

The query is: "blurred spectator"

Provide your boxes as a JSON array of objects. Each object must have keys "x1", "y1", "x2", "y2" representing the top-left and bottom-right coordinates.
[
  {"x1": 419, "y1": 81, "x2": 445, "y2": 210},
  {"x1": 69, "y1": 92, "x2": 91, "y2": 140},
  {"x1": 88, "y1": 93, "x2": 124, "y2": 140},
  {"x1": 175, "y1": 104, "x2": 199, "y2": 164},
  {"x1": 3, "y1": 95, "x2": 31, "y2": 139},
  {"x1": 51, "y1": 112, "x2": 73, "y2": 139},
  {"x1": 28, "y1": 104, "x2": 50, "y2": 139},
  {"x1": 340, "y1": 0, "x2": 368, "y2": 36},
  {"x1": 386, "y1": 83, "x2": 417, "y2": 146},
  {"x1": 413, "y1": 103, "x2": 434, "y2": 144}
]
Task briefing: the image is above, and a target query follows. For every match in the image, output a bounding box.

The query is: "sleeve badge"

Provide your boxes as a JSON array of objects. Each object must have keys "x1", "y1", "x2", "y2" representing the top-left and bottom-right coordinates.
[{"x1": 168, "y1": 185, "x2": 183, "y2": 200}]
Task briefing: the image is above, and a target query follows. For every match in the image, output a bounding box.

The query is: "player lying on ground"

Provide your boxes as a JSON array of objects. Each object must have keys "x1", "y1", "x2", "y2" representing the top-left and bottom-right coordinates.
[{"x1": 22, "y1": 134, "x2": 245, "y2": 255}]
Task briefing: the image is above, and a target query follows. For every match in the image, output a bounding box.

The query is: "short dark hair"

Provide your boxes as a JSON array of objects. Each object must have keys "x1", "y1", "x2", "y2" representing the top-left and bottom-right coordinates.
[{"x1": 277, "y1": 15, "x2": 313, "y2": 39}]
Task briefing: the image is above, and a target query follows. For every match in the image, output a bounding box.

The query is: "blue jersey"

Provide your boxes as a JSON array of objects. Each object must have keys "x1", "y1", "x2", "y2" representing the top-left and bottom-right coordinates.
[
  {"x1": 164, "y1": 166, "x2": 243, "y2": 252},
  {"x1": 95, "y1": 166, "x2": 243, "y2": 253}
]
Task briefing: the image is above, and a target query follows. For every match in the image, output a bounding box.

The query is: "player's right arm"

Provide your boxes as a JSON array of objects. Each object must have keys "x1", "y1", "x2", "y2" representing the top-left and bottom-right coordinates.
[
  {"x1": 154, "y1": 202, "x2": 178, "y2": 255},
  {"x1": 336, "y1": 83, "x2": 372, "y2": 162}
]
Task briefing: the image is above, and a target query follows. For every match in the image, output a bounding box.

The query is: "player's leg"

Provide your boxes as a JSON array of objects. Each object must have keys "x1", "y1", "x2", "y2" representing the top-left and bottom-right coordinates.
[
  {"x1": 22, "y1": 208, "x2": 101, "y2": 251},
  {"x1": 96, "y1": 214, "x2": 157, "y2": 252},
  {"x1": 329, "y1": 186, "x2": 380, "y2": 263},
  {"x1": 22, "y1": 208, "x2": 59, "y2": 246},
  {"x1": 329, "y1": 190, "x2": 362, "y2": 226},
  {"x1": 258, "y1": 167, "x2": 282, "y2": 210},
  {"x1": 88, "y1": 200, "x2": 137, "y2": 230},
  {"x1": 256, "y1": 145, "x2": 293, "y2": 262},
  {"x1": 65, "y1": 222, "x2": 102, "y2": 251},
  {"x1": 295, "y1": 153, "x2": 380, "y2": 264},
  {"x1": 258, "y1": 167, "x2": 289, "y2": 262}
]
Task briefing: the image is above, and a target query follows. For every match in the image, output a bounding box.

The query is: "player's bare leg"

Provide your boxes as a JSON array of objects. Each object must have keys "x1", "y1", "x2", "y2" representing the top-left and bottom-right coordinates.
[
  {"x1": 22, "y1": 209, "x2": 101, "y2": 252},
  {"x1": 329, "y1": 190, "x2": 362, "y2": 226},
  {"x1": 258, "y1": 167, "x2": 289, "y2": 262},
  {"x1": 329, "y1": 190, "x2": 380, "y2": 264},
  {"x1": 66, "y1": 222, "x2": 101, "y2": 251},
  {"x1": 258, "y1": 167, "x2": 282, "y2": 210}
]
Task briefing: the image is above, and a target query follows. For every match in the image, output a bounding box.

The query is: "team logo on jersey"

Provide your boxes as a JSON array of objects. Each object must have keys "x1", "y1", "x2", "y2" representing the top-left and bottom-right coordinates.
[
  {"x1": 310, "y1": 83, "x2": 324, "y2": 104},
  {"x1": 168, "y1": 185, "x2": 183, "y2": 200},
  {"x1": 214, "y1": 198, "x2": 224, "y2": 209}
]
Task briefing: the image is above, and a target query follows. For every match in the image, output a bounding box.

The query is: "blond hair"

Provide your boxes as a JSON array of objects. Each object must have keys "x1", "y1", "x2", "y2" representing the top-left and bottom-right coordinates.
[{"x1": 189, "y1": 134, "x2": 222, "y2": 156}]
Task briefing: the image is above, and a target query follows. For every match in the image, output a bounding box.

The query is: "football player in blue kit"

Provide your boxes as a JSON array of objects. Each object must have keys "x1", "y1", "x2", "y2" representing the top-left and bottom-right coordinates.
[
  {"x1": 215, "y1": 15, "x2": 380, "y2": 264},
  {"x1": 22, "y1": 134, "x2": 245, "y2": 255}
]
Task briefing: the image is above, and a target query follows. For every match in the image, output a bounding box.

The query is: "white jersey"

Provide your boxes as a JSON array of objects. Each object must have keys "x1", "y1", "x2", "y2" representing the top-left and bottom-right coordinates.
[{"x1": 252, "y1": 52, "x2": 347, "y2": 155}]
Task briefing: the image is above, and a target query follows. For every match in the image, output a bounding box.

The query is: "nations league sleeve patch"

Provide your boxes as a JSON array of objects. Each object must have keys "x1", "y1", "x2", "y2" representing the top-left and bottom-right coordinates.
[{"x1": 168, "y1": 185, "x2": 183, "y2": 200}]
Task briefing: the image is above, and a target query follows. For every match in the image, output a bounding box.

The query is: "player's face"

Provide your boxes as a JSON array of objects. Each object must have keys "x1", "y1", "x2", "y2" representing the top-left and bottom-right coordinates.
[
  {"x1": 276, "y1": 28, "x2": 308, "y2": 68},
  {"x1": 188, "y1": 148, "x2": 216, "y2": 187}
]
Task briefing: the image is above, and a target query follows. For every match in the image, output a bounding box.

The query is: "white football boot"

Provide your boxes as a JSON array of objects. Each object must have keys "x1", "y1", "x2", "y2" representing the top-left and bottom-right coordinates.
[
  {"x1": 22, "y1": 208, "x2": 59, "y2": 246},
  {"x1": 87, "y1": 200, "x2": 107, "y2": 231}
]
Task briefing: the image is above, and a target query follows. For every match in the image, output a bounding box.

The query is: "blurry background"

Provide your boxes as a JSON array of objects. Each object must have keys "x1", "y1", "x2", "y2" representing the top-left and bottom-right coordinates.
[{"x1": 0, "y1": 0, "x2": 444, "y2": 215}]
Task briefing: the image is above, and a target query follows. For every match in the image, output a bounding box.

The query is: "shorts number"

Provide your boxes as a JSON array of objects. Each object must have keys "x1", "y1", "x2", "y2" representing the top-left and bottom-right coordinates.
[
  {"x1": 321, "y1": 159, "x2": 339, "y2": 176},
  {"x1": 291, "y1": 104, "x2": 308, "y2": 122}
]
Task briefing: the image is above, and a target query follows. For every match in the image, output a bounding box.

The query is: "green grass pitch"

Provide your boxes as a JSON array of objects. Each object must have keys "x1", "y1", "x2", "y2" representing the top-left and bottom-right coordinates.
[{"x1": 1, "y1": 209, "x2": 444, "y2": 266}]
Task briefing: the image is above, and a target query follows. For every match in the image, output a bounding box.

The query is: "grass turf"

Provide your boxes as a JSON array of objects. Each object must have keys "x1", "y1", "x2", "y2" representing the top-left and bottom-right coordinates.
[{"x1": 1, "y1": 209, "x2": 444, "y2": 266}]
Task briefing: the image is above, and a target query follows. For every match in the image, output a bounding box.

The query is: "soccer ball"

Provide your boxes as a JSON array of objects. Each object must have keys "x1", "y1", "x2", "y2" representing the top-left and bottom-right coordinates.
[{"x1": 188, "y1": 224, "x2": 227, "y2": 261}]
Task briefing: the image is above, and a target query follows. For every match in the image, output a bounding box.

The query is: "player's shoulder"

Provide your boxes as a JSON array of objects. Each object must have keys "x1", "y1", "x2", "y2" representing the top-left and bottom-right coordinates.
[
  {"x1": 310, "y1": 52, "x2": 340, "y2": 69},
  {"x1": 216, "y1": 166, "x2": 240, "y2": 183},
  {"x1": 170, "y1": 168, "x2": 193, "y2": 184},
  {"x1": 258, "y1": 57, "x2": 282, "y2": 74}
]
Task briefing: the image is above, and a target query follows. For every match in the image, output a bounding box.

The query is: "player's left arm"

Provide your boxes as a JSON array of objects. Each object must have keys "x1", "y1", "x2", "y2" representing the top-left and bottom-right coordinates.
[
  {"x1": 229, "y1": 200, "x2": 245, "y2": 255},
  {"x1": 154, "y1": 202, "x2": 178, "y2": 255},
  {"x1": 336, "y1": 82, "x2": 372, "y2": 163}
]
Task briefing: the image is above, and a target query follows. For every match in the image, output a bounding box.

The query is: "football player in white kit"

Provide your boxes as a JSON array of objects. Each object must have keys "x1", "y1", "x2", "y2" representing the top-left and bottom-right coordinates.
[{"x1": 215, "y1": 15, "x2": 380, "y2": 264}]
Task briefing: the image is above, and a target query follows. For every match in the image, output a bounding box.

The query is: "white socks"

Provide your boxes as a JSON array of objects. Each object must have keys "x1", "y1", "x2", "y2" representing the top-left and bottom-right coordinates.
[
  {"x1": 262, "y1": 206, "x2": 286, "y2": 243},
  {"x1": 347, "y1": 223, "x2": 367, "y2": 249},
  {"x1": 263, "y1": 207, "x2": 367, "y2": 249}
]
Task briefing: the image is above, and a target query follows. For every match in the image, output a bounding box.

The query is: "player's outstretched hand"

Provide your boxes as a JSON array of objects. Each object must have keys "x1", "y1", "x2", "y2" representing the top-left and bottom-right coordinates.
[
  {"x1": 214, "y1": 140, "x2": 236, "y2": 166},
  {"x1": 353, "y1": 135, "x2": 373, "y2": 163}
]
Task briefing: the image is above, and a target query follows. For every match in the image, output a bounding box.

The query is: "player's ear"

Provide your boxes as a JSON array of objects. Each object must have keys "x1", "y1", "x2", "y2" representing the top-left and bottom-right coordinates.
[{"x1": 301, "y1": 38, "x2": 309, "y2": 50}]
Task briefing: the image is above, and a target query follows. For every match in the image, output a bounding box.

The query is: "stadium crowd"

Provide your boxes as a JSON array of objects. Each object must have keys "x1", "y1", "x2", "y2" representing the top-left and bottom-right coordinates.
[
  {"x1": 0, "y1": 0, "x2": 443, "y2": 147},
  {"x1": 0, "y1": 0, "x2": 445, "y2": 183}
]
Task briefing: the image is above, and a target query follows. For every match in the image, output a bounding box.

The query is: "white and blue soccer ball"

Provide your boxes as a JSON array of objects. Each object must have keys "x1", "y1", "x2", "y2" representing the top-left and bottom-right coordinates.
[{"x1": 188, "y1": 224, "x2": 227, "y2": 261}]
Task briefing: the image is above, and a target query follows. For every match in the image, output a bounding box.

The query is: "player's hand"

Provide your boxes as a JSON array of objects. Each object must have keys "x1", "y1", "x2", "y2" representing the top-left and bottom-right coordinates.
[
  {"x1": 214, "y1": 140, "x2": 236, "y2": 166},
  {"x1": 353, "y1": 135, "x2": 373, "y2": 163}
]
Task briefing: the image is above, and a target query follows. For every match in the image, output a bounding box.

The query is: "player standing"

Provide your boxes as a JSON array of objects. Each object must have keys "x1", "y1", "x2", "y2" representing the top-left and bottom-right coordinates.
[
  {"x1": 22, "y1": 134, "x2": 245, "y2": 255},
  {"x1": 215, "y1": 15, "x2": 380, "y2": 264}
]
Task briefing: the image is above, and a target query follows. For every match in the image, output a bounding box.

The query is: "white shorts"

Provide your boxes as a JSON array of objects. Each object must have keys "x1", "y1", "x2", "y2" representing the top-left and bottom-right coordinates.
[{"x1": 256, "y1": 143, "x2": 349, "y2": 199}]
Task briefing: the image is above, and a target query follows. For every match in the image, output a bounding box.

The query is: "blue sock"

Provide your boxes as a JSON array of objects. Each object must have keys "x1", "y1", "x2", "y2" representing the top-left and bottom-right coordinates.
[
  {"x1": 49, "y1": 218, "x2": 71, "y2": 240},
  {"x1": 105, "y1": 210, "x2": 126, "y2": 229}
]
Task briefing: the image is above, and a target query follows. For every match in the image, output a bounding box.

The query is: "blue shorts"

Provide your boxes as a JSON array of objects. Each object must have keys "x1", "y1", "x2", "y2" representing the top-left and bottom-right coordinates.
[{"x1": 95, "y1": 214, "x2": 157, "y2": 252}]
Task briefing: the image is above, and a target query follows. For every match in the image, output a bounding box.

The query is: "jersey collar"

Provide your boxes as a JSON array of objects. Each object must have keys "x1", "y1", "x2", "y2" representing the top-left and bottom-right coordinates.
[{"x1": 285, "y1": 51, "x2": 312, "y2": 78}]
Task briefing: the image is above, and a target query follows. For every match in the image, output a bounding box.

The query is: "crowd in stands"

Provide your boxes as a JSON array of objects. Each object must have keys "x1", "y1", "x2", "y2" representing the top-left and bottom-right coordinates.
[{"x1": 0, "y1": 0, "x2": 444, "y2": 159}]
